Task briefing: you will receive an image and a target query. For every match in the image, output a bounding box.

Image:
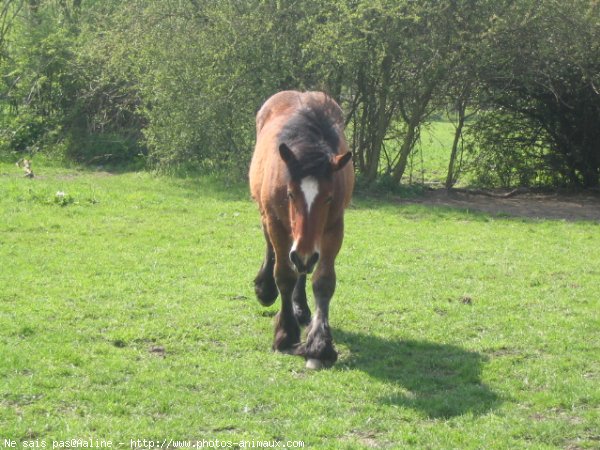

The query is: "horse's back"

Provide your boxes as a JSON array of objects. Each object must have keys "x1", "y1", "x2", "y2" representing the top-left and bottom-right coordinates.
[{"x1": 255, "y1": 91, "x2": 343, "y2": 133}]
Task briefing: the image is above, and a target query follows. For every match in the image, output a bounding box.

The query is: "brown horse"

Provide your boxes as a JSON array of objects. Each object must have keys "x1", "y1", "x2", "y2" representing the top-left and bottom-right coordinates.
[{"x1": 249, "y1": 91, "x2": 354, "y2": 369}]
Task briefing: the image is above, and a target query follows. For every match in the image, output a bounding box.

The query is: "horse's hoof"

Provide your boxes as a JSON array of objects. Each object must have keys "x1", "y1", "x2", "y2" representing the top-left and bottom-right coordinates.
[
  {"x1": 276, "y1": 345, "x2": 300, "y2": 355},
  {"x1": 306, "y1": 358, "x2": 324, "y2": 370},
  {"x1": 273, "y1": 326, "x2": 301, "y2": 354},
  {"x1": 254, "y1": 283, "x2": 278, "y2": 307}
]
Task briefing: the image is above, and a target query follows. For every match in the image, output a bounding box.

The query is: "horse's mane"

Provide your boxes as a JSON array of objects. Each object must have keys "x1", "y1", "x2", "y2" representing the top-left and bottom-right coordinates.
[{"x1": 278, "y1": 98, "x2": 341, "y2": 180}]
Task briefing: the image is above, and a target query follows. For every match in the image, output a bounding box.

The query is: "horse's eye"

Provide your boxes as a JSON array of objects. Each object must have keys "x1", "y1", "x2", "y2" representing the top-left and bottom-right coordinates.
[
  {"x1": 325, "y1": 196, "x2": 333, "y2": 204},
  {"x1": 287, "y1": 191, "x2": 294, "y2": 200}
]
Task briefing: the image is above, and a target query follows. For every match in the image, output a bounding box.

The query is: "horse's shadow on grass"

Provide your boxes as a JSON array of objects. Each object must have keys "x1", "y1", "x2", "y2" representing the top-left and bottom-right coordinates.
[{"x1": 334, "y1": 329, "x2": 502, "y2": 419}]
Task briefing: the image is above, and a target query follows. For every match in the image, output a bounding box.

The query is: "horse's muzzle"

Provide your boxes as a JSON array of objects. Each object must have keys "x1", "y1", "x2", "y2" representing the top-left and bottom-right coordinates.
[{"x1": 290, "y1": 250, "x2": 319, "y2": 274}]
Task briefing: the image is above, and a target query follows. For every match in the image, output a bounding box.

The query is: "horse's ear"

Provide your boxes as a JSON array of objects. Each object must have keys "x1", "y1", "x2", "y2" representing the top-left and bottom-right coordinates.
[
  {"x1": 331, "y1": 151, "x2": 352, "y2": 171},
  {"x1": 278, "y1": 143, "x2": 296, "y2": 165}
]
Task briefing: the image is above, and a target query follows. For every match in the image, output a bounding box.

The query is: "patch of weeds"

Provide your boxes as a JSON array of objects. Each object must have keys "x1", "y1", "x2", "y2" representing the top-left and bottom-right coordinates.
[{"x1": 54, "y1": 191, "x2": 75, "y2": 206}]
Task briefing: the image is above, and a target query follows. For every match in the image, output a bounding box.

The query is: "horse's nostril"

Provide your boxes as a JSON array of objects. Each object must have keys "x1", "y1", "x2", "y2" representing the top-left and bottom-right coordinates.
[
  {"x1": 310, "y1": 252, "x2": 319, "y2": 265},
  {"x1": 290, "y1": 250, "x2": 319, "y2": 273},
  {"x1": 307, "y1": 252, "x2": 319, "y2": 273},
  {"x1": 290, "y1": 250, "x2": 301, "y2": 269}
]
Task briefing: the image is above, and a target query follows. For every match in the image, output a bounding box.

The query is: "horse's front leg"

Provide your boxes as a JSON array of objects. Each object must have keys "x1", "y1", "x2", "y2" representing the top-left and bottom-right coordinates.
[
  {"x1": 301, "y1": 226, "x2": 344, "y2": 369},
  {"x1": 292, "y1": 274, "x2": 311, "y2": 327},
  {"x1": 268, "y1": 220, "x2": 301, "y2": 353},
  {"x1": 273, "y1": 260, "x2": 301, "y2": 352},
  {"x1": 302, "y1": 263, "x2": 338, "y2": 368}
]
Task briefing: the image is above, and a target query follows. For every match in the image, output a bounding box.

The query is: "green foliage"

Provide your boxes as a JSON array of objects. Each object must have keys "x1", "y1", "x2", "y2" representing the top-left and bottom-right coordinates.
[
  {"x1": 0, "y1": 109, "x2": 49, "y2": 155},
  {"x1": 473, "y1": 0, "x2": 600, "y2": 188},
  {"x1": 1, "y1": 0, "x2": 599, "y2": 187},
  {"x1": 0, "y1": 18, "x2": 74, "y2": 156},
  {"x1": 465, "y1": 112, "x2": 553, "y2": 188},
  {"x1": 0, "y1": 0, "x2": 145, "y2": 164},
  {"x1": 132, "y1": 0, "x2": 334, "y2": 172}
]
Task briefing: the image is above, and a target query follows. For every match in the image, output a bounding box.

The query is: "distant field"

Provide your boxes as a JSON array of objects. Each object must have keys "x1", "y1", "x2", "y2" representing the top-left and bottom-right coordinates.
[
  {"x1": 417, "y1": 120, "x2": 457, "y2": 184},
  {"x1": 1, "y1": 162, "x2": 598, "y2": 448},
  {"x1": 380, "y1": 119, "x2": 466, "y2": 187}
]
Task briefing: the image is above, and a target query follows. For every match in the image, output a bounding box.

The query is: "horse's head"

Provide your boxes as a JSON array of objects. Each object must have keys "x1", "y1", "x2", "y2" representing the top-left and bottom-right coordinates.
[{"x1": 279, "y1": 143, "x2": 352, "y2": 274}]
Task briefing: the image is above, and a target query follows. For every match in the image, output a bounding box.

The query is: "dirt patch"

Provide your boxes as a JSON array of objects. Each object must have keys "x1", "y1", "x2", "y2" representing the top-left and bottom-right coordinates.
[{"x1": 399, "y1": 189, "x2": 600, "y2": 221}]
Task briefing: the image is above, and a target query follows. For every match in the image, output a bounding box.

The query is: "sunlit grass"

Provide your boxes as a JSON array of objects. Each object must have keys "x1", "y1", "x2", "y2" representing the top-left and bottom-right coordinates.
[
  {"x1": 1, "y1": 162, "x2": 598, "y2": 448},
  {"x1": 379, "y1": 119, "x2": 471, "y2": 187}
]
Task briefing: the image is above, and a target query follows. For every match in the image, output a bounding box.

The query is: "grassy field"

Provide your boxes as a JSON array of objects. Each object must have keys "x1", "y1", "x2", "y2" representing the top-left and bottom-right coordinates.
[
  {"x1": 416, "y1": 120, "x2": 457, "y2": 185},
  {"x1": 379, "y1": 119, "x2": 467, "y2": 187},
  {"x1": 1, "y1": 161, "x2": 598, "y2": 448}
]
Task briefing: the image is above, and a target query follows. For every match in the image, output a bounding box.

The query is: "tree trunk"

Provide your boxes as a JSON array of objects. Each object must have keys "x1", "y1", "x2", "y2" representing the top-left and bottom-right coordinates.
[
  {"x1": 445, "y1": 102, "x2": 466, "y2": 189},
  {"x1": 579, "y1": 158, "x2": 599, "y2": 188},
  {"x1": 27, "y1": 0, "x2": 40, "y2": 24},
  {"x1": 355, "y1": 95, "x2": 369, "y2": 174},
  {"x1": 391, "y1": 119, "x2": 418, "y2": 183},
  {"x1": 391, "y1": 84, "x2": 435, "y2": 184},
  {"x1": 365, "y1": 54, "x2": 393, "y2": 183}
]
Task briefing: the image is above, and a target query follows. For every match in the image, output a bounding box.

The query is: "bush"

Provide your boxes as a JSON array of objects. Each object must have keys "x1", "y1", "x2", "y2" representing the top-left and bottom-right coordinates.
[{"x1": 465, "y1": 112, "x2": 558, "y2": 188}]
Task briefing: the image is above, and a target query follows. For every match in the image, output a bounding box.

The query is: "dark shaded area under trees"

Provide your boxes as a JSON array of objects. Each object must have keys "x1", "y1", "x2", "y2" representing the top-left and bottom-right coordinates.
[{"x1": 1, "y1": 0, "x2": 599, "y2": 188}]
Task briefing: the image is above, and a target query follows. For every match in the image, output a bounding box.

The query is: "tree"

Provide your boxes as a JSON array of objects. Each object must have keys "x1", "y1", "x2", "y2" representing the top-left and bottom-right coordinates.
[
  {"x1": 1, "y1": 0, "x2": 598, "y2": 189},
  {"x1": 312, "y1": 0, "x2": 497, "y2": 186},
  {"x1": 472, "y1": 0, "x2": 600, "y2": 187}
]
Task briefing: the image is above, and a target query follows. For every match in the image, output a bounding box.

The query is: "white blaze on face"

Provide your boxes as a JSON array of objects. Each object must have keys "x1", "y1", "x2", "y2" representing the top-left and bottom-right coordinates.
[
  {"x1": 300, "y1": 176, "x2": 319, "y2": 213},
  {"x1": 290, "y1": 176, "x2": 321, "y2": 270}
]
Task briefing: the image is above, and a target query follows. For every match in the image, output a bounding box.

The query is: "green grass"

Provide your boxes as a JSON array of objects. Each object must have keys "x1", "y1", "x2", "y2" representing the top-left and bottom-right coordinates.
[
  {"x1": 416, "y1": 120, "x2": 457, "y2": 185},
  {"x1": 1, "y1": 162, "x2": 599, "y2": 448},
  {"x1": 381, "y1": 119, "x2": 467, "y2": 187}
]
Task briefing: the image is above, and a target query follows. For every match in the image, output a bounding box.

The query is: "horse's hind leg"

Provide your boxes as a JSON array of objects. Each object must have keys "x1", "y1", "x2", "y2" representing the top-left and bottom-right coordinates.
[
  {"x1": 254, "y1": 226, "x2": 278, "y2": 306},
  {"x1": 292, "y1": 274, "x2": 311, "y2": 327}
]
